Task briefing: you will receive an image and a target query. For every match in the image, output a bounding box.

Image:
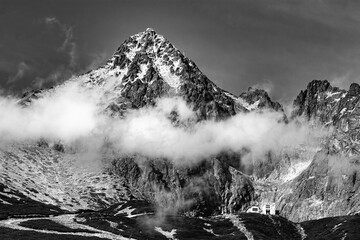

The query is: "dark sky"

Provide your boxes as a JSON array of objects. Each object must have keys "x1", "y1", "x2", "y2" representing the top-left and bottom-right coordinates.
[{"x1": 1, "y1": 0, "x2": 360, "y2": 103}]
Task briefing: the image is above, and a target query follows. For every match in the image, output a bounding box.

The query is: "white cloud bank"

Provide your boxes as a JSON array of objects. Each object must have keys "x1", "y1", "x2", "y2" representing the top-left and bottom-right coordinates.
[
  {"x1": 0, "y1": 81, "x2": 100, "y2": 143},
  {"x1": 0, "y1": 80, "x2": 329, "y2": 165},
  {"x1": 110, "y1": 105, "x2": 326, "y2": 164}
]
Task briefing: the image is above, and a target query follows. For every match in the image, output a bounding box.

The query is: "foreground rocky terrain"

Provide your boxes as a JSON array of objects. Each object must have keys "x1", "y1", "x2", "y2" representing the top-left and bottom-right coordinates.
[
  {"x1": 1, "y1": 199, "x2": 359, "y2": 240},
  {"x1": 1, "y1": 28, "x2": 360, "y2": 239}
]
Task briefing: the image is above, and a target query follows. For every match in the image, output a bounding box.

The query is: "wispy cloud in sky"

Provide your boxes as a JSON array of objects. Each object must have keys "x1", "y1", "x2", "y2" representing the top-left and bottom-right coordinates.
[
  {"x1": 7, "y1": 61, "x2": 31, "y2": 84},
  {"x1": 0, "y1": 12, "x2": 85, "y2": 92},
  {"x1": 44, "y1": 16, "x2": 78, "y2": 68},
  {"x1": 250, "y1": 80, "x2": 274, "y2": 95},
  {"x1": 28, "y1": 16, "x2": 79, "y2": 88},
  {"x1": 329, "y1": 72, "x2": 356, "y2": 90}
]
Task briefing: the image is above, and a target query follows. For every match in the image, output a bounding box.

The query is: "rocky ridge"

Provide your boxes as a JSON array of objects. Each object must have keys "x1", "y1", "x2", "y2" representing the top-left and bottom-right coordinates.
[
  {"x1": 292, "y1": 80, "x2": 360, "y2": 156},
  {"x1": 82, "y1": 28, "x2": 284, "y2": 119},
  {"x1": 265, "y1": 80, "x2": 360, "y2": 222},
  {"x1": 83, "y1": 28, "x2": 240, "y2": 119}
]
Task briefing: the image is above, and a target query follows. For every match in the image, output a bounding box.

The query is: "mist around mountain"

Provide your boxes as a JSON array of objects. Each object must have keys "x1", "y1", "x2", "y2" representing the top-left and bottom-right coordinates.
[{"x1": 1, "y1": 28, "x2": 360, "y2": 239}]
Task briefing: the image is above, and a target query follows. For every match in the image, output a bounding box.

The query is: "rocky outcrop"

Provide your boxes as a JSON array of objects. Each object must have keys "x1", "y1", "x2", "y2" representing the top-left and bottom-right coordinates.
[
  {"x1": 239, "y1": 87, "x2": 283, "y2": 112},
  {"x1": 292, "y1": 80, "x2": 335, "y2": 121},
  {"x1": 110, "y1": 156, "x2": 254, "y2": 216},
  {"x1": 277, "y1": 150, "x2": 360, "y2": 222},
  {"x1": 291, "y1": 80, "x2": 360, "y2": 156},
  {"x1": 18, "y1": 89, "x2": 47, "y2": 106}
]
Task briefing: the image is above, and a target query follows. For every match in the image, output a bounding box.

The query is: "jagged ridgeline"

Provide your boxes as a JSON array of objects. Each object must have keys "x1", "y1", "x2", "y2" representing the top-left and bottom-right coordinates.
[
  {"x1": 83, "y1": 28, "x2": 285, "y2": 120},
  {"x1": 1, "y1": 28, "x2": 360, "y2": 228},
  {"x1": 277, "y1": 80, "x2": 360, "y2": 222}
]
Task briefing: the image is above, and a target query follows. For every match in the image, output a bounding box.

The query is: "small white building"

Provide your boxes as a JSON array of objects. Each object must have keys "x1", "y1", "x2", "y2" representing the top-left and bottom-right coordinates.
[
  {"x1": 246, "y1": 206, "x2": 261, "y2": 213},
  {"x1": 261, "y1": 203, "x2": 276, "y2": 215}
]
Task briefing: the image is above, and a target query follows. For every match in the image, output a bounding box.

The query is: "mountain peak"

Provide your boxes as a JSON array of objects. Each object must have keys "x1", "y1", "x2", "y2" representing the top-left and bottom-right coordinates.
[
  {"x1": 239, "y1": 87, "x2": 285, "y2": 114},
  {"x1": 109, "y1": 28, "x2": 171, "y2": 67},
  {"x1": 83, "y1": 28, "x2": 234, "y2": 119},
  {"x1": 145, "y1": 27, "x2": 156, "y2": 33},
  {"x1": 306, "y1": 79, "x2": 332, "y2": 93},
  {"x1": 349, "y1": 82, "x2": 360, "y2": 96},
  {"x1": 131, "y1": 27, "x2": 161, "y2": 43},
  {"x1": 83, "y1": 29, "x2": 286, "y2": 120}
]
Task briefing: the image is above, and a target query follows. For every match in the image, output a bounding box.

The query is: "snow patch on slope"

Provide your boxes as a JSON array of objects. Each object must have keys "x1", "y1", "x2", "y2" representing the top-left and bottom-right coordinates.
[
  {"x1": 224, "y1": 214, "x2": 254, "y2": 240},
  {"x1": 115, "y1": 206, "x2": 135, "y2": 217},
  {"x1": 296, "y1": 224, "x2": 307, "y2": 240},
  {"x1": 154, "y1": 58, "x2": 181, "y2": 91},
  {"x1": 0, "y1": 144, "x2": 127, "y2": 211},
  {"x1": 154, "y1": 227, "x2": 177, "y2": 240},
  {"x1": 203, "y1": 227, "x2": 219, "y2": 236},
  {"x1": 281, "y1": 160, "x2": 312, "y2": 182},
  {"x1": 0, "y1": 215, "x2": 133, "y2": 240}
]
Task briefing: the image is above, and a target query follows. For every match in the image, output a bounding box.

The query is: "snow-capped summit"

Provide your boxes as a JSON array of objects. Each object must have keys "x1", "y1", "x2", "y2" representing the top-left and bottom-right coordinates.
[
  {"x1": 81, "y1": 28, "x2": 284, "y2": 119},
  {"x1": 19, "y1": 28, "x2": 284, "y2": 120}
]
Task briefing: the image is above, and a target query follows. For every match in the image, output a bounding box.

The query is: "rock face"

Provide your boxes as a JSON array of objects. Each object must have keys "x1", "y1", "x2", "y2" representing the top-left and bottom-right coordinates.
[
  {"x1": 292, "y1": 80, "x2": 336, "y2": 121},
  {"x1": 278, "y1": 151, "x2": 360, "y2": 222},
  {"x1": 291, "y1": 79, "x2": 360, "y2": 156},
  {"x1": 273, "y1": 80, "x2": 360, "y2": 222},
  {"x1": 239, "y1": 87, "x2": 283, "y2": 112},
  {"x1": 110, "y1": 157, "x2": 254, "y2": 216}
]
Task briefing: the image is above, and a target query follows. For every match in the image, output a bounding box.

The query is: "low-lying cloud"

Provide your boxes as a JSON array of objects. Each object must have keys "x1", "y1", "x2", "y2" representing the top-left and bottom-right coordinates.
[
  {"x1": 0, "y1": 81, "x2": 100, "y2": 143},
  {"x1": 110, "y1": 104, "x2": 326, "y2": 164},
  {"x1": 0, "y1": 79, "x2": 329, "y2": 166}
]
